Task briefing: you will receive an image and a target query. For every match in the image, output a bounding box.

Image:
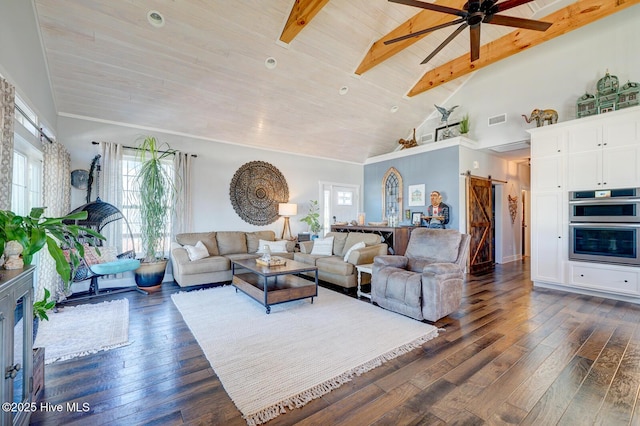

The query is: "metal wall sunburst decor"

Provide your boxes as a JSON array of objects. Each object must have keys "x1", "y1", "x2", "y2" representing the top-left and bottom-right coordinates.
[{"x1": 229, "y1": 161, "x2": 289, "y2": 225}]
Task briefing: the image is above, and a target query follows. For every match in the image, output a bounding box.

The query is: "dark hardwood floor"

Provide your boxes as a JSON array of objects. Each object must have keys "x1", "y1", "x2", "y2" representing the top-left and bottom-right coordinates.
[{"x1": 29, "y1": 260, "x2": 640, "y2": 425}]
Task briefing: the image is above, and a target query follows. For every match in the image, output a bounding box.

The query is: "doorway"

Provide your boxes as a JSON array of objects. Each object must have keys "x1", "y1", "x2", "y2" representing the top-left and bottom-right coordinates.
[
  {"x1": 320, "y1": 182, "x2": 360, "y2": 235},
  {"x1": 466, "y1": 175, "x2": 495, "y2": 274}
]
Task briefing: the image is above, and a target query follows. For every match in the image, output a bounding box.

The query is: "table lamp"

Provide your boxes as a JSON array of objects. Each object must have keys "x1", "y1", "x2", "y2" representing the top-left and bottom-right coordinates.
[{"x1": 278, "y1": 203, "x2": 297, "y2": 240}]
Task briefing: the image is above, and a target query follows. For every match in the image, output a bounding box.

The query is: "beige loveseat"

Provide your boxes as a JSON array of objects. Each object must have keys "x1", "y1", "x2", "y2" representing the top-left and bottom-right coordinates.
[
  {"x1": 170, "y1": 230, "x2": 295, "y2": 287},
  {"x1": 294, "y1": 232, "x2": 387, "y2": 289}
]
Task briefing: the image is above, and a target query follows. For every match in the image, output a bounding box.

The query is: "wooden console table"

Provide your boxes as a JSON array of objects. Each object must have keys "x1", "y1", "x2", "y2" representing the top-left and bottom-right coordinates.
[{"x1": 330, "y1": 225, "x2": 416, "y2": 255}]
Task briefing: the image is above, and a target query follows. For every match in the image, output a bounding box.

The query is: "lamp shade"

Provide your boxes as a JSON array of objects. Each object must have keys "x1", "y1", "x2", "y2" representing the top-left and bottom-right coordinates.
[{"x1": 278, "y1": 203, "x2": 297, "y2": 216}]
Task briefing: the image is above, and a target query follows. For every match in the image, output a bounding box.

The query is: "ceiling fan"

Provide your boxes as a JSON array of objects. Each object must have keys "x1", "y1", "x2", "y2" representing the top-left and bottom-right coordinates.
[{"x1": 385, "y1": 0, "x2": 552, "y2": 65}]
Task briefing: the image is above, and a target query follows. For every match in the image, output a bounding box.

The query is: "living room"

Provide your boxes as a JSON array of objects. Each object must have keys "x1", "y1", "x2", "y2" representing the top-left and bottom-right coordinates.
[{"x1": 2, "y1": 1, "x2": 640, "y2": 425}]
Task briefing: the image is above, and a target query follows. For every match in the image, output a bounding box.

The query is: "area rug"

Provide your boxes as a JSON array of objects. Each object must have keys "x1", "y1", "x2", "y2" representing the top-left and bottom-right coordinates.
[
  {"x1": 34, "y1": 299, "x2": 130, "y2": 364},
  {"x1": 172, "y1": 285, "x2": 439, "y2": 425}
]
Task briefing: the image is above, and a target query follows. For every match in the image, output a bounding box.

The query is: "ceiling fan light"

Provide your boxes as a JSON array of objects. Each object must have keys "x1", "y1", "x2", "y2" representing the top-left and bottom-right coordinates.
[
  {"x1": 147, "y1": 10, "x2": 165, "y2": 28},
  {"x1": 265, "y1": 57, "x2": 277, "y2": 69}
]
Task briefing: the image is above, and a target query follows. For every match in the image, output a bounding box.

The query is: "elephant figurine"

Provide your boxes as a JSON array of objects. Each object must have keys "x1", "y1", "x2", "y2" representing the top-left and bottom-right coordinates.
[{"x1": 522, "y1": 108, "x2": 558, "y2": 127}]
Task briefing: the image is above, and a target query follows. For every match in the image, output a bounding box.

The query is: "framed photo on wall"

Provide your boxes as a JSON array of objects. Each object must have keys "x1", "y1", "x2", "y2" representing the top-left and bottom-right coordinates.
[
  {"x1": 411, "y1": 211, "x2": 423, "y2": 225},
  {"x1": 408, "y1": 184, "x2": 425, "y2": 206},
  {"x1": 435, "y1": 122, "x2": 460, "y2": 141}
]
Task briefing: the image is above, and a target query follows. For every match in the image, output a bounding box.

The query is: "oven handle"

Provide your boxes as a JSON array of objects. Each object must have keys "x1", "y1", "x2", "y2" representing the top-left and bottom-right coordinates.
[
  {"x1": 569, "y1": 223, "x2": 640, "y2": 228},
  {"x1": 569, "y1": 198, "x2": 640, "y2": 204}
]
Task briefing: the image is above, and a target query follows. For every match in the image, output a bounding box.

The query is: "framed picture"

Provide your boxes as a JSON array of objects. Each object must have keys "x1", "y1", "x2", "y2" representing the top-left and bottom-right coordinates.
[
  {"x1": 435, "y1": 122, "x2": 460, "y2": 141},
  {"x1": 408, "y1": 184, "x2": 425, "y2": 206},
  {"x1": 411, "y1": 211, "x2": 423, "y2": 226}
]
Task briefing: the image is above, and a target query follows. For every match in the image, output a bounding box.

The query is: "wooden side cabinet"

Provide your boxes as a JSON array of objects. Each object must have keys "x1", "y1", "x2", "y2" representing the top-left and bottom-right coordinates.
[
  {"x1": 0, "y1": 266, "x2": 35, "y2": 426},
  {"x1": 330, "y1": 225, "x2": 415, "y2": 255}
]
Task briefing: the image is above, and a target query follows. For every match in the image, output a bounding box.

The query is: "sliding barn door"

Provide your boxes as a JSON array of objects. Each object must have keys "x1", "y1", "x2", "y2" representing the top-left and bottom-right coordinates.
[{"x1": 467, "y1": 176, "x2": 494, "y2": 274}]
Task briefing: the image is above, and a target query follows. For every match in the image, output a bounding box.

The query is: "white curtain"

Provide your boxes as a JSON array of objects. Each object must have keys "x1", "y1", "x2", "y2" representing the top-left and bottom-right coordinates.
[
  {"x1": 0, "y1": 77, "x2": 15, "y2": 210},
  {"x1": 38, "y1": 140, "x2": 71, "y2": 301},
  {"x1": 98, "y1": 142, "x2": 124, "y2": 253},
  {"x1": 172, "y1": 151, "x2": 193, "y2": 237}
]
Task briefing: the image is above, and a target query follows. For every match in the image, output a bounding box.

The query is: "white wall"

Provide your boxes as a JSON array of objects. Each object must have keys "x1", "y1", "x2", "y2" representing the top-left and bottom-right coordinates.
[
  {"x1": 418, "y1": 5, "x2": 640, "y2": 148},
  {"x1": 0, "y1": 0, "x2": 57, "y2": 131},
  {"x1": 59, "y1": 116, "x2": 363, "y2": 235}
]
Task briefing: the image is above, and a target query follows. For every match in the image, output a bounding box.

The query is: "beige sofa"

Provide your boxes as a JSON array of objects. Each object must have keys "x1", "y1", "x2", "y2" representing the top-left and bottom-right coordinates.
[
  {"x1": 294, "y1": 232, "x2": 387, "y2": 289},
  {"x1": 170, "y1": 230, "x2": 295, "y2": 287}
]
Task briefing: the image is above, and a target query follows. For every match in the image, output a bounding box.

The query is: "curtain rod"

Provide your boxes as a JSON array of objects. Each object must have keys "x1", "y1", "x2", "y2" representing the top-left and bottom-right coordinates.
[
  {"x1": 91, "y1": 141, "x2": 197, "y2": 157},
  {"x1": 15, "y1": 104, "x2": 54, "y2": 144}
]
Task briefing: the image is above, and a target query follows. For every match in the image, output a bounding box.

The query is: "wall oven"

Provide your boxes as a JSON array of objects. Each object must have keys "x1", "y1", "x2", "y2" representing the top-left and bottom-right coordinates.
[
  {"x1": 569, "y1": 188, "x2": 640, "y2": 223},
  {"x1": 569, "y1": 188, "x2": 640, "y2": 266}
]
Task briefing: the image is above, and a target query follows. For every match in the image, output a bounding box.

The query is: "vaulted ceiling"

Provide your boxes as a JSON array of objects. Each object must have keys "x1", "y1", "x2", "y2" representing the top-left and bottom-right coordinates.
[{"x1": 33, "y1": 0, "x2": 635, "y2": 163}]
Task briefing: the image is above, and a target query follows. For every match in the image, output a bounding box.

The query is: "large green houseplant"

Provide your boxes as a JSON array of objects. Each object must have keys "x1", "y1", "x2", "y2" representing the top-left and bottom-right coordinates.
[
  {"x1": 0, "y1": 207, "x2": 103, "y2": 286},
  {"x1": 132, "y1": 136, "x2": 177, "y2": 291},
  {"x1": 0, "y1": 207, "x2": 104, "y2": 324}
]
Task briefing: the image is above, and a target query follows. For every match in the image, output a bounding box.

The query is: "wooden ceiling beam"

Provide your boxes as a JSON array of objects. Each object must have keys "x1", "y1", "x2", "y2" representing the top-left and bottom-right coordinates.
[
  {"x1": 279, "y1": 0, "x2": 331, "y2": 44},
  {"x1": 408, "y1": 0, "x2": 640, "y2": 97},
  {"x1": 355, "y1": 0, "x2": 468, "y2": 75}
]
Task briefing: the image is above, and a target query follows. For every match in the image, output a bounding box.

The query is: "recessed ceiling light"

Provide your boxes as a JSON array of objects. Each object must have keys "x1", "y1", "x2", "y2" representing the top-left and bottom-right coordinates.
[
  {"x1": 265, "y1": 57, "x2": 277, "y2": 69},
  {"x1": 147, "y1": 10, "x2": 165, "y2": 28},
  {"x1": 390, "y1": 105, "x2": 399, "y2": 113},
  {"x1": 339, "y1": 86, "x2": 349, "y2": 95}
]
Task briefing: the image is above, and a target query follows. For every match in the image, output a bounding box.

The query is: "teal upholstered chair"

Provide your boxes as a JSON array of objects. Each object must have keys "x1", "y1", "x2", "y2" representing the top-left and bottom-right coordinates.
[{"x1": 371, "y1": 228, "x2": 470, "y2": 322}]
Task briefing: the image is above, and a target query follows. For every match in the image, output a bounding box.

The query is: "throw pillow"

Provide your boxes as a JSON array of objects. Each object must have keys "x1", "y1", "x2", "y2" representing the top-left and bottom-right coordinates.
[
  {"x1": 310, "y1": 236, "x2": 334, "y2": 256},
  {"x1": 256, "y1": 239, "x2": 288, "y2": 253},
  {"x1": 184, "y1": 241, "x2": 209, "y2": 261},
  {"x1": 343, "y1": 241, "x2": 366, "y2": 262},
  {"x1": 97, "y1": 246, "x2": 118, "y2": 263}
]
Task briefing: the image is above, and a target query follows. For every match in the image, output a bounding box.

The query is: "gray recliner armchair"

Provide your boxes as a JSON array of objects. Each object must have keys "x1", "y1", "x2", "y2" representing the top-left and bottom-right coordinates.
[{"x1": 371, "y1": 228, "x2": 470, "y2": 322}]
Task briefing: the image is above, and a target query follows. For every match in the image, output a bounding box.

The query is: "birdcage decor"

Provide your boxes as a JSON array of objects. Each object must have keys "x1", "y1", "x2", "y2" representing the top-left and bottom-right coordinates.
[
  {"x1": 618, "y1": 81, "x2": 640, "y2": 109},
  {"x1": 576, "y1": 93, "x2": 597, "y2": 118},
  {"x1": 597, "y1": 72, "x2": 619, "y2": 113}
]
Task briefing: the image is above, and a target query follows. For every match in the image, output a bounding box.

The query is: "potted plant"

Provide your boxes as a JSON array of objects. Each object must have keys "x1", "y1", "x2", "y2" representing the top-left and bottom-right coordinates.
[
  {"x1": 0, "y1": 207, "x2": 104, "y2": 287},
  {"x1": 300, "y1": 200, "x2": 322, "y2": 238},
  {"x1": 459, "y1": 114, "x2": 470, "y2": 135},
  {"x1": 132, "y1": 136, "x2": 177, "y2": 291}
]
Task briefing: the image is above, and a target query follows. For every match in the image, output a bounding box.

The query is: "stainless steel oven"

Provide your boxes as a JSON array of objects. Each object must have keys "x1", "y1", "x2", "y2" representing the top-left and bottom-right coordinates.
[
  {"x1": 569, "y1": 223, "x2": 640, "y2": 265},
  {"x1": 569, "y1": 188, "x2": 640, "y2": 223}
]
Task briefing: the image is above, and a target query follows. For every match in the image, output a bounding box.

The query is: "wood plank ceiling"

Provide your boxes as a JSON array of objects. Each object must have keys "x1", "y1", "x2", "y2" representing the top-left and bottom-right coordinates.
[{"x1": 32, "y1": 0, "x2": 635, "y2": 163}]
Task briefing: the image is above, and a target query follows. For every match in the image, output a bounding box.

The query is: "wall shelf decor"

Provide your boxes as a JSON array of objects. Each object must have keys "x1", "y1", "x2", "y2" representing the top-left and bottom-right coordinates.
[{"x1": 229, "y1": 161, "x2": 289, "y2": 225}]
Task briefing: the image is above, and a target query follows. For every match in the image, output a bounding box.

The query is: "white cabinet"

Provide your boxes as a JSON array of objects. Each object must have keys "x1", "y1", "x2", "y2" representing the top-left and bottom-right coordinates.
[
  {"x1": 529, "y1": 106, "x2": 640, "y2": 303},
  {"x1": 531, "y1": 192, "x2": 564, "y2": 284},
  {"x1": 567, "y1": 145, "x2": 639, "y2": 190},
  {"x1": 567, "y1": 111, "x2": 640, "y2": 190},
  {"x1": 569, "y1": 263, "x2": 639, "y2": 296}
]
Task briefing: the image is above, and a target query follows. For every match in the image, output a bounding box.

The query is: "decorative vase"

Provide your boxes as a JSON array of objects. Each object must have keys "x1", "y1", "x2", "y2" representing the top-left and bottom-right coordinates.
[{"x1": 134, "y1": 259, "x2": 168, "y2": 292}]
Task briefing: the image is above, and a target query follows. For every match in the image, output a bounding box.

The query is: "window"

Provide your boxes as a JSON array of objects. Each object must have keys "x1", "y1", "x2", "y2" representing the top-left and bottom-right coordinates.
[
  {"x1": 11, "y1": 133, "x2": 43, "y2": 215},
  {"x1": 14, "y1": 95, "x2": 38, "y2": 138},
  {"x1": 336, "y1": 191, "x2": 353, "y2": 206},
  {"x1": 121, "y1": 151, "x2": 174, "y2": 257}
]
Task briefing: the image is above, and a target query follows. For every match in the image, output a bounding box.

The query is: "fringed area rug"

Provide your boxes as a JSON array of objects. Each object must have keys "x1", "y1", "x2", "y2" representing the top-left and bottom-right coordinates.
[
  {"x1": 34, "y1": 299, "x2": 130, "y2": 364},
  {"x1": 172, "y1": 285, "x2": 439, "y2": 425}
]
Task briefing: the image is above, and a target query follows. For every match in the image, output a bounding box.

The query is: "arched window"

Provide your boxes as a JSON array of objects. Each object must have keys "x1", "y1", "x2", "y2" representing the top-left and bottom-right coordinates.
[{"x1": 381, "y1": 167, "x2": 402, "y2": 221}]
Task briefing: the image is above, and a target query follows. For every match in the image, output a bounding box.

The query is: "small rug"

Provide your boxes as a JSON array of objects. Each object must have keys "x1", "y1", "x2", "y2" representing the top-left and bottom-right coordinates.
[
  {"x1": 34, "y1": 299, "x2": 130, "y2": 364},
  {"x1": 172, "y1": 285, "x2": 439, "y2": 425}
]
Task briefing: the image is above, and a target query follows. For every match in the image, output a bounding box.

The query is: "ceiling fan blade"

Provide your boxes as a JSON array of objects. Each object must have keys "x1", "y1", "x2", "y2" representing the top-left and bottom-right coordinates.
[
  {"x1": 388, "y1": 0, "x2": 467, "y2": 18},
  {"x1": 384, "y1": 18, "x2": 466, "y2": 45},
  {"x1": 421, "y1": 23, "x2": 468, "y2": 65},
  {"x1": 494, "y1": 0, "x2": 534, "y2": 12},
  {"x1": 486, "y1": 14, "x2": 552, "y2": 31},
  {"x1": 470, "y1": 24, "x2": 481, "y2": 62}
]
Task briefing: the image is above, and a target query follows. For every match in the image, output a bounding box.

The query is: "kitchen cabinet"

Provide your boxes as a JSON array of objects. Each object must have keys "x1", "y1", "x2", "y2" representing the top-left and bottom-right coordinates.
[{"x1": 531, "y1": 192, "x2": 564, "y2": 284}]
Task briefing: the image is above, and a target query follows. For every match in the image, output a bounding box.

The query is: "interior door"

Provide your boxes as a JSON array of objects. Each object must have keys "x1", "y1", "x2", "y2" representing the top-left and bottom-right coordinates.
[
  {"x1": 467, "y1": 176, "x2": 494, "y2": 274},
  {"x1": 321, "y1": 182, "x2": 360, "y2": 234}
]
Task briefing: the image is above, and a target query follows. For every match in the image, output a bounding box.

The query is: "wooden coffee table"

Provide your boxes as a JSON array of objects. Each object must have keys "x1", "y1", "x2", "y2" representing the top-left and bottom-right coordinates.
[{"x1": 231, "y1": 257, "x2": 318, "y2": 314}]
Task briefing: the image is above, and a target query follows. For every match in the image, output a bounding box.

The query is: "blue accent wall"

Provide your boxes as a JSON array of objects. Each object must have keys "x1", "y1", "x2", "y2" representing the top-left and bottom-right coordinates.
[{"x1": 364, "y1": 146, "x2": 460, "y2": 229}]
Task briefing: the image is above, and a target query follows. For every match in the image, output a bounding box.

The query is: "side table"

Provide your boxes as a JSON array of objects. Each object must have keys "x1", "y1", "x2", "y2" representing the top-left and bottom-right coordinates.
[{"x1": 356, "y1": 263, "x2": 373, "y2": 299}]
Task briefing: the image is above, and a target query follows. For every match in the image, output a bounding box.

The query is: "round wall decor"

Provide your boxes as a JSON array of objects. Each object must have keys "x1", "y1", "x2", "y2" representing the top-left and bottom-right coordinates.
[{"x1": 229, "y1": 161, "x2": 289, "y2": 225}]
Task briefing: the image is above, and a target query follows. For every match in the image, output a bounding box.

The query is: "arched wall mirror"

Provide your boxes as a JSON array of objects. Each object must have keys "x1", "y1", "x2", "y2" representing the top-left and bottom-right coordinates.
[{"x1": 381, "y1": 167, "x2": 403, "y2": 221}]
